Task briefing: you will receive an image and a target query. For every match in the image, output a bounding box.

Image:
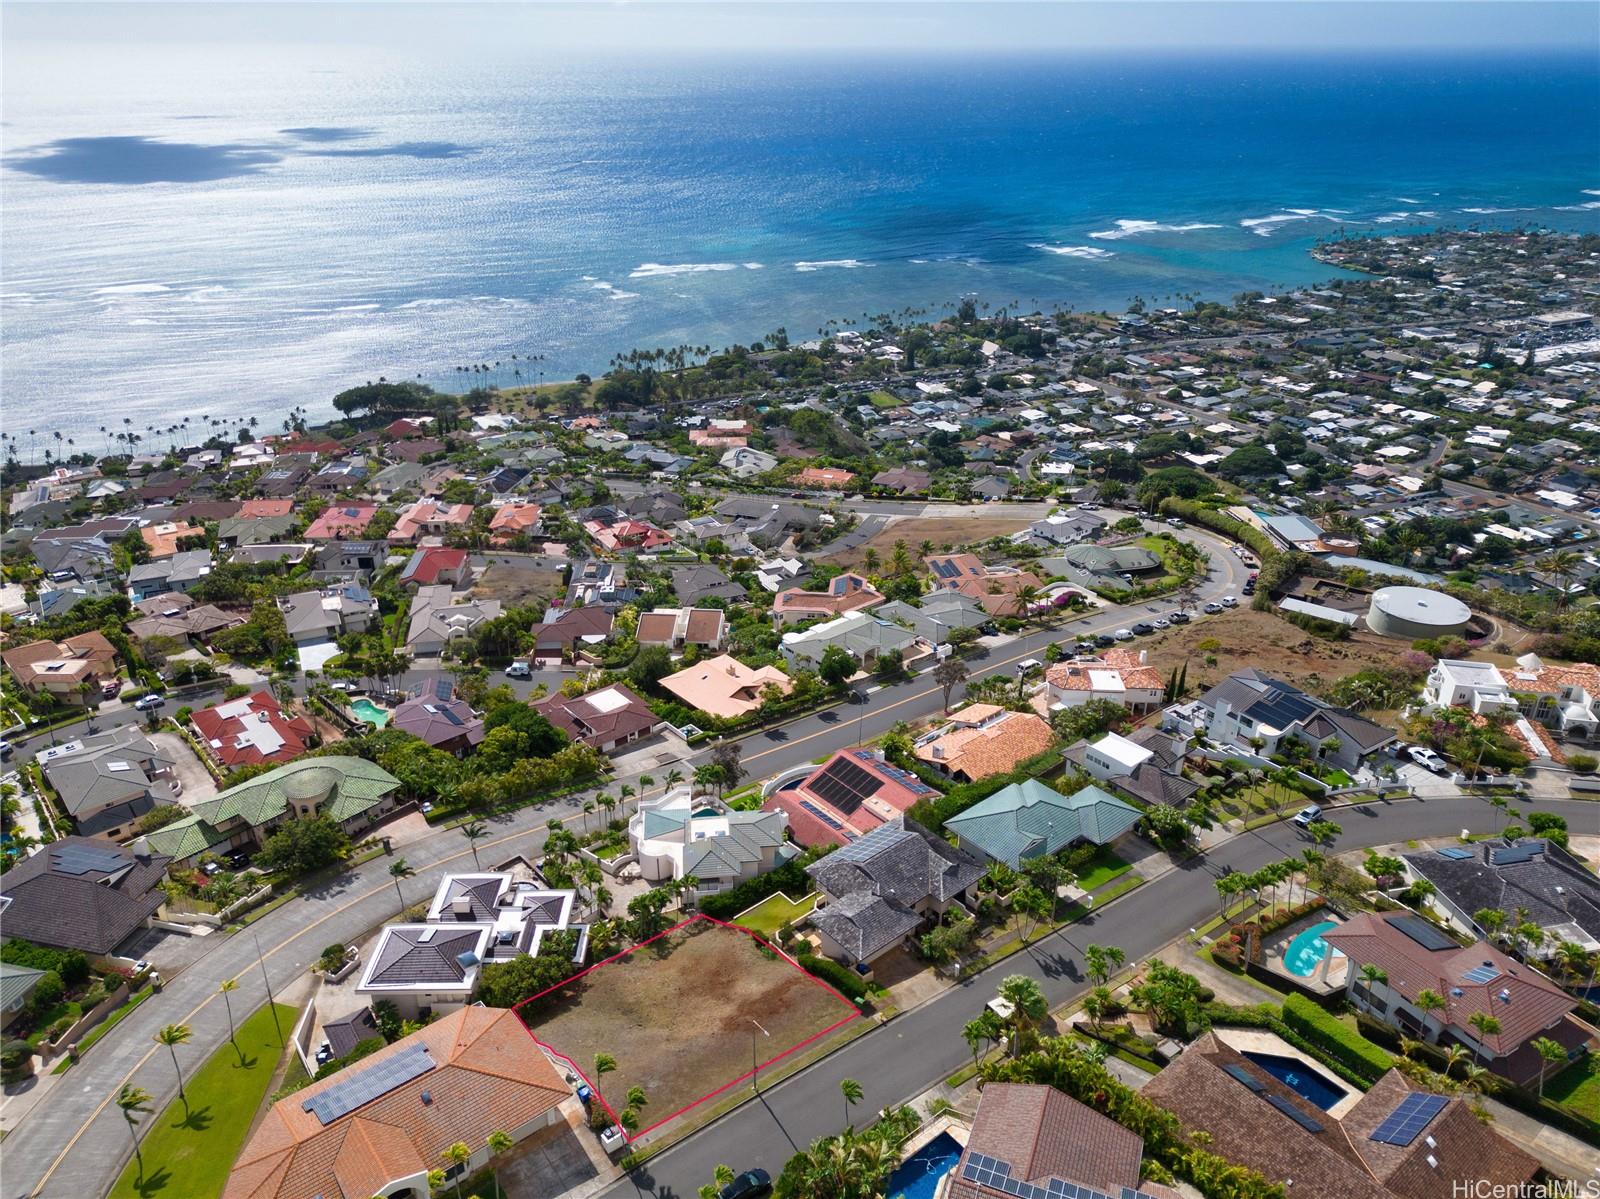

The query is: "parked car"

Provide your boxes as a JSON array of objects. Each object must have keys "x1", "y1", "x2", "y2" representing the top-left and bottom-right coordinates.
[
  {"x1": 1074, "y1": 640, "x2": 1097, "y2": 655},
  {"x1": 1407, "y1": 745, "x2": 1449, "y2": 773},
  {"x1": 720, "y1": 1170, "x2": 773, "y2": 1199},
  {"x1": 102, "y1": 679, "x2": 122, "y2": 699},
  {"x1": 1166, "y1": 517, "x2": 1186, "y2": 528},
  {"x1": 0, "y1": 739, "x2": 11, "y2": 760},
  {"x1": 133, "y1": 694, "x2": 165, "y2": 712},
  {"x1": 1114, "y1": 627, "x2": 1134, "y2": 641},
  {"x1": 1016, "y1": 658, "x2": 1043, "y2": 673},
  {"x1": 1221, "y1": 595, "x2": 1239, "y2": 607},
  {"x1": 1167, "y1": 611, "x2": 1191, "y2": 624},
  {"x1": 1132, "y1": 622, "x2": 1155, "y2": 635},
  {"x1": 1203, "y1": 602, "x2": 1224, "y2": 614},
  {"x1": 1293, "y1": 803, "x2": 1323, "y2": 828},
  {"x1": 1095, "y1": 633, "x2": 1116, "y2": 648},
  {"x1": 1152, "y1": 618, "x2": 1170, "y2": 629},
  {"x1": 505, "y1": 661, "x2": 533, "y2": 679}
]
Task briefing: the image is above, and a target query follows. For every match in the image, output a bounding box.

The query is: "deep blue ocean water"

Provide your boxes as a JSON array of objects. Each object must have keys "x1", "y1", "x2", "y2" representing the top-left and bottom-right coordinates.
[{"x1": 3, "y1": 50, "x2": 1597, "y2": 443}]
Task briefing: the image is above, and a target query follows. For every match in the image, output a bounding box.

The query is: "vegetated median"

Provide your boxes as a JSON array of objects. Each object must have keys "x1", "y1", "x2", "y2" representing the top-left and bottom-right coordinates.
[{"x1": 107, "y1": 1001, "x2": 297, "y2": 1199}]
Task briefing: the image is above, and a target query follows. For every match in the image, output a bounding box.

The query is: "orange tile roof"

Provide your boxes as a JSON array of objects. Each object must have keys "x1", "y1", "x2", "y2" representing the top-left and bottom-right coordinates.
[
  {"x1": 915, "y1": 710, "x2": 1055, "y2": 781},
  {"x1": 141, "y1": 521, "x2": 205, "y2": 559},
  {"x1": 1045, "y1": 648, "x2": 1163, "y2": 693}
]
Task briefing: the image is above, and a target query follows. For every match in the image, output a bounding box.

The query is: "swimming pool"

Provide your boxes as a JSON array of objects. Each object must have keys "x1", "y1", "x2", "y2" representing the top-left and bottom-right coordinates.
[
  {"x1": 1242, "y1": 1050, "x2": 1348, "y2": 1110},
  {"x1": 1282, "y1": 919, "x2": 1342, "y2": 977},
  {"x1": 887, "y1": 1132, "x2": 962, "y2": 1199},
  {"x1": 350, "y1": 698, "x2": 390, "y2": 727}
]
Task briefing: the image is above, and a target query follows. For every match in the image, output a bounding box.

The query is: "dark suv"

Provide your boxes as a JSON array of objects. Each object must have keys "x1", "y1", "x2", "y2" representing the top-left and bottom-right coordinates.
[{"x1": 720, "y1": 1170, "x2": 773, "y2": 1199}]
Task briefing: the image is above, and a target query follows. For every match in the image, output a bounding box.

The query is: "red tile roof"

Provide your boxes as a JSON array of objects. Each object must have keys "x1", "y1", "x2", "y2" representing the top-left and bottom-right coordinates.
[{"x1": 191, "y1": 690, "x2": 316, "y2": 768}]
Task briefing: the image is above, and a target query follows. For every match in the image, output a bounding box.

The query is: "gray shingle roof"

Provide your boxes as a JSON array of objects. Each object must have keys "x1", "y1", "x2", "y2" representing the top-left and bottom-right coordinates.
[{"x1": 366, "y1": 927, "x2": 486, "y2": 987}]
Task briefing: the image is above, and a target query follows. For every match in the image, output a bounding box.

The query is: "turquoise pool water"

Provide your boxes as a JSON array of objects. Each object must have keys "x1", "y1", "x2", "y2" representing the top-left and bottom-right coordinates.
[
  {"x1": 350, "y1": 698, "x2": 390, "y2": 727},
  {"x1": 1283, "y1": 920, "x2": 1341, "y2": 977},
  {"x1": 887, "y1": 1133, "x2": 962, "y2": 1199}
]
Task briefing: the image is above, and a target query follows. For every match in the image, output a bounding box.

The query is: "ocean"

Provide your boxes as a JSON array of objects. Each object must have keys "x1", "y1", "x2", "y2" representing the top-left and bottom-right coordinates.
[{"x1": 3, "y1": 48, "x2": 1597, "y2": 446}]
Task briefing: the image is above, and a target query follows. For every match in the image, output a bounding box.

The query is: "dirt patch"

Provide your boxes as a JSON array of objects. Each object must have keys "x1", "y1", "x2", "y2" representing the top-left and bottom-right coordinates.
[
  {"x1": 823, "y1": 515, "x2": 1033, "y2": 569},
  {"x1": 517, "y1": 917, "x2": 858, "y2": 1140},
  {"x1": 473, "y1": 563, "x2": 566, "y2": 606},
  {"x1": 1138, "y1": 605, "x2": 1420, "y2": 695}
]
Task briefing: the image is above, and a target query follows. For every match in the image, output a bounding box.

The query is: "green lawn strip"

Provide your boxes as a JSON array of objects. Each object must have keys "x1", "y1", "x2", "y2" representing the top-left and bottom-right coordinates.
[
  {"x1": 1545, "y1": 1054, "x2": 1600, "y2": 1119},
  {"x1": 1074, "y1": 850, "x2": 1131, "y2": 890},
  {"x1": 51, "y1": 985, "x2": 155, "y2": 1074},
  {"x1": 732, "y1": 892, "x2": 818, "y2": 938},
  {"x1": 107, "y1": 1002, "x2": 297, "y2": 1199}
]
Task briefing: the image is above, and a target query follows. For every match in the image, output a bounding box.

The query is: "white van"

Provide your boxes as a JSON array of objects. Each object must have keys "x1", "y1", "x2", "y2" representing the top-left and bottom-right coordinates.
[{"x1": 505, "y1": 661, "x2": 532, "y2": 679}]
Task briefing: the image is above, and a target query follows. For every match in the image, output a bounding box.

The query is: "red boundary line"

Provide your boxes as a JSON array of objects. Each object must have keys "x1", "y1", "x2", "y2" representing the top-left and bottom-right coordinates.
[{"x1": 513, "y1": 912, "x2": 862, "y2": 1142}]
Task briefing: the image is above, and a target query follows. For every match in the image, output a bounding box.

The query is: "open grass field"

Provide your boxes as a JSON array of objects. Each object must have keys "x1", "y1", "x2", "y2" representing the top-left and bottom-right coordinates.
[
  {"x1": 108, "y1": 1002, "x2": 297, "y2": 1199},
  {"x1": 823, "y1": 516, "x2": 1033, "y2": 569},
  {"x1": 1544, "y1": 1054, "x2": 1600, "y2": 1120},
  {"x1": 731, "y1": 891, "x2": 819, "y2": 938},
  {"x1": 517, "y1": 916, "x2": 857, "y2": 1140}
]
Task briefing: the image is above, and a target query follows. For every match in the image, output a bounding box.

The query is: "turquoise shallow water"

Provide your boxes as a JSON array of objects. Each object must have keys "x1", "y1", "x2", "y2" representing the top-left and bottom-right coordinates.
[
  {"x1": 1284, "y1": 920, "x2": 1342, "y2": 977},
  {"x1": 350, "y1": 698, "x2": 390, "y2": 728},
  {"x1": 4, "y1": 48, "x2": 1597, "y2": 439}
]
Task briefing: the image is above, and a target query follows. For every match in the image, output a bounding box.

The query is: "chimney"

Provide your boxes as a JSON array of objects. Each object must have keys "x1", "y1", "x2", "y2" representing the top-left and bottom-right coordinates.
[
  {"x1": 452, "y1": 894, "x2": 473, "y2": 919},
  {"x1": 130, "y1": 836, "x2": 152, "y2": 862}
]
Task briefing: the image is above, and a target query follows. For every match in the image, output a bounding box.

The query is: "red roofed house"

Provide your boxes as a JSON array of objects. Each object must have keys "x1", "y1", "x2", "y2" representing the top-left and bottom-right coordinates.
[
  {"x1": 584, "y1": 517, "x2": 673, "y2": 553},
  {"x1": 388, "y1": 500, "x2": 473, "y2": 544},
  {"x1": 772, "y1": 572, "x2": 883, "y2": 625},
  {"x1": 763, "y1": 747, "x2": 941, "y2": 847},
  {"x1": 532, "y1": 684, "x2": 661, "y2": 754},
  {"x1": 304, "y1": 502, "x2": 378, "y2": 540},
  {"x1": 1044, "y1": 648, "x2": 1165, "y2": 714},
  {"x1": 794, "y1": 466, "x2": 856, "y2": 489},
  {"x1": 926, "y1": 553, "x2": 1045, "y2": 617},
  {"x1": 238, "y1": 499, "x2": 295, "y2": 518},
  {"x1": 488, "y1": 502, "x2": 544, "y2": 546},
  {"x1": 397, "y1": 546, "x2": 469, "y2": 588},
  {"x1": 635, "y1": 607, "x2": 728, "y2": 652},
  {"x1": 1323, "y1": 910, "x2": 1593, "y2": 1087},
  {"x1": 224, "y1": 1006, "x2": 572, "y2": 1199},
  {"x1": 191, "y1": 690, "x2": 317, "y2": 769}
]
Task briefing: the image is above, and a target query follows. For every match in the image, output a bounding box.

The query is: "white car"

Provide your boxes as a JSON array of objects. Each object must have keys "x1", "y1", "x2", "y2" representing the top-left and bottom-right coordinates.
[
  {"x1": 1293, "y1": 804, "x2": 1323, "y2": 828},
  {"x1": 1113, "y1": 627, "x2": 1134, "y2": 641},
  {"x1": 1406, "y1": 745, "x2": 1449, "y2": 773},
  {"x1": 1221, "y1": 595, "x2": 1238, "y2": 607},
  {"x1": 133, "y1": 694, "x2": 165, "y2": 712}
]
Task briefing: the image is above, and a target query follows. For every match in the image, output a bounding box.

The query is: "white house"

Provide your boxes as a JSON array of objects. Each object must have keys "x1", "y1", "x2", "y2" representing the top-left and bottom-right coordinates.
[{"x1": 628, "y1": 787, "x2": 792, "y2": 897}]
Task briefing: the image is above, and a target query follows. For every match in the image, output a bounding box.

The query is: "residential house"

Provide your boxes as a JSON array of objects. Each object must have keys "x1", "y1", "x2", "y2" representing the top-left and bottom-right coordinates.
[
  {"x1": 2, "y1": 632, "x2": 119, "y2": 705},
  {"x1": 140, "y1": 521, "x2": 204, "y2": 559},
  {"x1": 367, "y1": 460, "x2": 430, "y2": 500},
  {"x1": 780, "y1": 611, "x2": 919, "y2": 670},
  {"x1": 1040, "y1": 543, "x2": 1162, "y2": 593},
  {"x1": 191, "y1": 691, "x2": 318, "y2": 770},
  {"x1": 672, "y1": 564, "x2": 748, "y2": 606},
  {"x1": 635, "y1": 607, "x2": 728, "y2": 652},
  {"x1": 1065, "y1": 728, "x2": 1199, "y2": 807},
  {"x1": 1141, "y1": 1033, "x2": 1538, "y2": 1199},
  {"x1": 303, "y1": 503, "x2": 378, "y2": 541},
  {"x1": 389, "y1": 692, "x2": 486, "y2": 755},
  {"x1": 805, "y1": 816, "x2": 983, "y2": 968},
  {"x1": 1424, "y1": 653, "x2": 1600, "y2": 744},
  {"x1": 38, "y1": 728, "x2": 180, "y2": 840},
  {"x1": 528, "y1": 605, "x2": 614, "y2": 662},
  {"x1": 948, "y1": 1084, "x2": 1175, "y2": 1199},
  {"x1": 764, "y1": 747, "x2": 941, "y2": 848},
  {"x1": 659, "y1": 654, "x2": 792, "y2": 720},
  {"x1": 532, "y1": 684, "x2": 661, "y2": 753},
  {"x1": 0, "y1": 963, "x2": 47, "y2": 1030},
  {"x1": 127, "y1": 550, "x2": 213, "y2": 600},
  {"x1": 946, "y1": 779, "x2": 1139, "y2": 869},
  {"x1": 870, "y1": 467, "x2": 931, "y2": 495},
  {"x1": 794, "y1": 466, "x2": 856, "y2": 489},
  {"x1": 388, "y1": 500, "x2": 472, "y2": 544},
  {"x1": 1401, "y1": 838, "x2": 1600, "y2": 960},
  {"x1": 772, "y1": 573, "x2": 884, "y2": 625},
  {"x1": 873, "y1": 590, "x2": 989, "y2": 645},
  {"x1": 1322, "y1": 911, "x2": 1592, "y2": 1087},
  {"x1": 406, "y1": 585, "x2": 504, "y2": 657},
  {"x1": 583, "y1": 516, "x2": 674, "y2": 553},
  {"x1": 1044, "y1": 649, "x2": 1165, "y2": 714},
  {"x1": 926, "y1": 554, "x2": 1045, "y2": 616},
  {"x1": 629, "y1": 788, "x2": 792, "y2": 897},
  {"x1": 713, "y1": 497, "x2": 823, "y2": 547},
  {"x1": 913, "y1": 704, "x2": 1055, "y2": 782},
  {"x1": 1182, "y1": 669, "x2": 1396, "y2": 770},
  {"x1": 311, "y1": 540, "x2": 386, "y2": 582},
  {"x1": 217, "y1": 514, "x2": 298, "y2": 547},
  {"x1": 1010, "y1": 510, "x2": 1107, "y2": 550},
  {"x1": 0, "y1": 837, "x2": 173, "y2": 956},
  {"x1": 488, "y1": 502, "x2": 543, "y2": 545},
  {"x1": 225, "y1": 1007, "x2": 574, "y2": 1199},
  {"x1": 278, "y1": 585, "x2": 378, "y2": 655},
  {"x1": 144, "y1": 756, "x2": 402, "y2": 866},
  {"x1": 720, "y1": 447, "x2": 778, "y2": 478},
  {"x1": 355, "y1": 873, "x2": 585, "y2": 1017},
  {"x1": 397, "y1": 546, "x2": 469, "y2": 588}
]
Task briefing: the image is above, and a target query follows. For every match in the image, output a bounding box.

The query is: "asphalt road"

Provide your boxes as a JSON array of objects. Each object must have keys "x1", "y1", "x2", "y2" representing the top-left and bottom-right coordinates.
[
  {"x1": 7, "y1": 513, "x2": 1252, "y2": 1197},
  {"x1": 601, "y1": 796, "x2": 1599, "y2": 1199}
]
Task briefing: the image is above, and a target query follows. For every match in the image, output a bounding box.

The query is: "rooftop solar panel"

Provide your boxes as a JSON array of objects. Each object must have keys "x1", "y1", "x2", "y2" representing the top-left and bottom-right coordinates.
[
  {"x1": 809, "y1": 757, "x2": 882, "y2": 815},
  {"x1": 1223, "y1": 1063, "x2": 1266, "y2": 1092},
  {"x1": 1369, "y1": 1092, "x2": 1447, "y2": 1146},
  {"x1": 1488, "y1": 841, "x2": 1545, "y2": 866},
  {"x1": 302, "y1": 1045, "x2": 435, "y2": 1126},
  {"x1": 1436, "y1": 846, "x2": 1474, "y2": 860},
  {"x1": 1462, "y1": 964, "x2": 1501, "y2": 984},
  {"x1": 50, "y1": 844, "x2": 128, "y2": 875},
  {"x1": 799, "y1": 801, "x2": 845, "y2": 831},
  {"x1": 1385, "y1": 913, "x2": 1456, "y2": 952},
  {"x1": 1265, "y1": 1093, "x2": 1324, "y2": 1133}
]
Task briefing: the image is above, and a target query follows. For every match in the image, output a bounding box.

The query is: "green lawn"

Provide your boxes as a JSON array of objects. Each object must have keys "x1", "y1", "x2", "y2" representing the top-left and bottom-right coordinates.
[
  {"x1": 867, "y1": 390, "x2": 902, "y2": 409},
  {"x1": 1544, "y1": 1054, "x2": 1600, "y2": 1119},
  {"x1": 732, "y1": 891, "x2": 818, "y2": 938},
  {"x1": 108, "y1": 1002, "x2": 296, "y2": 1199},
  {"x1": 1075, "y1": 849, "x2": 1132, "y2": 891}
]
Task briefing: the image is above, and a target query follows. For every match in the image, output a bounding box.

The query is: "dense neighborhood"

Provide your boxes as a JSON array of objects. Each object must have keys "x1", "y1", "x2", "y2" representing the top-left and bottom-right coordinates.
[{"x1": 1, "y1": 228, "x2": 1597, "y2": 1199}]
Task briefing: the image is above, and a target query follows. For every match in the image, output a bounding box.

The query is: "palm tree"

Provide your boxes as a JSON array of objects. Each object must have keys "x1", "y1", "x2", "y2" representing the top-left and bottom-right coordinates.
[
  {"x1": 1442, "y1": 1044, "x2": 1470, "y2": 1080},
  {"x1": 1529, "y1": 1037, "x2": 1569, "y2": 1096},
  {"x1": 1415, "y1": 989, "x2": 1446, "y2": 1041},
  {"x1": 389, "y1": 859, "x2": 415, "y2": 908},
  {"x1": 664, "y1": 767, "x2": 685, "y2": 792},
  {"x1": 582, "y1": 800, "x2": 597, "y2": 834},
  {"x1": 996, "y1": 975, "x2": 1048, "y2": 1056},
  {"x1": 1082, "y1": 986, "x2": 1115, "y2": 1030},
  {"x1": 486, "y1": 1129, "x2": 515, "y2": 1197},
  {"x1": 219, "y1": 977, "x2": 240, "y2": 1053},
  {"x1": 1543, "y1": 550, "x2": 1580, "y2": 610},
  {"x1": 599, "y1": 792, "x2": 619, "y2": 825},
  {"x1": 840, "y1": 1077, "x2": 863, "y2": 1129},
  {"x1": 1467, "y1": 1012, "x2": 1502, "y2": 1064},
  {"x1": 155, "y1": 1023, "x2": 193, "y2": 1109},
  {"x1": 441, "y1": 1141, "x2": 472, "y2": 1198},
  {"x1": 1461, "y1": 1062, "x2": 1491, "y2": 1095},
  {"x1": 461, "y1": 821, "x2": 488, "y2": 869},
  {"x1": 1555, "y1": 940, "x2": 1594, "y2": 986},
  {"x1": 699, "y1": 1165, "x2": 737, "y2": 1199},
  {"x1": 116, "y1": 1085, "x2": 153, "y2": 1179},
  {"x1": 1084, "y1": 944, "x2": 1125, "y2": 986},
  {"x1": 593, "y1": 1052, "x2": 617, "y2": 1080}
]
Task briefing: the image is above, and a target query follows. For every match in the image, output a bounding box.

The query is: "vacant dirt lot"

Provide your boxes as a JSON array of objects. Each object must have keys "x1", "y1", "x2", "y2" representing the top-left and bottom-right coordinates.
[
  {"x1": 824, "y1": 515, "x2": 1033, "y2": 569},
  {"x1": 518, "y1": 917, "x2": 858, "y2": 1140},
  {"x1": 472, "y1": 562, "x2": 566, "y2": 606}
]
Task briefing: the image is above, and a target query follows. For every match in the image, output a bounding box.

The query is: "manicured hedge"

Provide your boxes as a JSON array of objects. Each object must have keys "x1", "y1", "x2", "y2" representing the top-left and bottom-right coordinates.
[
  {"x1": 797, "y1": 952, "x2": 868, "y2": 1001},
  {"x1": 699, "y1": 855, "x2": 821, "y2": 921},
  {"x1": 1282, "y1": 993, "x2": 1393, "y2": 1081}
]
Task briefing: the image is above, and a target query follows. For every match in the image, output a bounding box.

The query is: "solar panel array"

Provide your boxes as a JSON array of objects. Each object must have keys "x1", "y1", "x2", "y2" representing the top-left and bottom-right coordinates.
[
  {"x1": 1436, "y1": 846, "x2": 1474, "y2": 860},
  {"x1": 1369, "y1": 1092, "x2": 1447, "y2": 1146},
  {"x1": 1385, "y1": 913, "x2": 1456, "y2": 952},
  {"x1": 431, "y1": 678, "x2": 455, "y2": 703},
  {"x1": 50, "y1": 843, "x2": 128, "y2": 876},
  {"x1": 809, "y1": 757, "x2": 884, "y2": 815},
  {"x1": 1243, "y1": 685, "x2": 1320, "y2": 732},
  {"x1": 959, "y1": 1152, "x2": 1162, "y2": 1199},
  {"x1": 831, "y1": 825, "x2": 914, "y2": 864},
  {"x1": 302, "y1": 1045, "x2": 436, "y2": 1126},
  {"x1": 799, "y1": 800, "x2": 846, "y2": 832},
  {"x1": 1266, "y1": 1093, "x2": 1324, "y2": 1133},
  {"x1": 1222, "y1": 1063, "x2": 1265, "y2": 1092},
  {"x1": 1461, "y1": 964, "x2": 1501, "y2": 984},
  {"x1": 930, "y1": 559, "x2": 963, "y2": 581},
  {"x1": 1489, "y1": 842, "x2": 1544, "y2": 866}
]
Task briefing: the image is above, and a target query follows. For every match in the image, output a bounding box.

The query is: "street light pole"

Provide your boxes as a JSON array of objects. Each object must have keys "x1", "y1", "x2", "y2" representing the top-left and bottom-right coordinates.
[
  {"x1": 253, "y1": 931, "x2": 285, "y2": 1046},
  {"x1": 749, "y1": 1017, "x2": 770, "y2": 1093}
]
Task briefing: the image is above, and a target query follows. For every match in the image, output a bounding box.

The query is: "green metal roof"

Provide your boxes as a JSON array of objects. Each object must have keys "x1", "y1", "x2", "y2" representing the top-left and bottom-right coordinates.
[
  {"x1": 945, "y1": 779, "x2": 1141, "y2": 869},
  {"x1": 143, "y1": 814, "x2": 230, "y2": 861},
  {"x1": 187, "y1": 756, "x2": 400, "y2": 830},
  {"x1": 0, "y1": 962, "x2": 46, "y2": 1010}
]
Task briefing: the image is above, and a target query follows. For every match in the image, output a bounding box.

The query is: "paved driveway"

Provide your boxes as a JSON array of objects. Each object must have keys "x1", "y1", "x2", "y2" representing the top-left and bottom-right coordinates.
[
  {"x1": 117, "y1": 924, "x2": 216, "y2": 974},
  {"x1": 148, "y1": 731, "x2": 218, "y2": 807},
  {"x1": 500, "y1": 1106, "x2": 609, "y2": 1199}
]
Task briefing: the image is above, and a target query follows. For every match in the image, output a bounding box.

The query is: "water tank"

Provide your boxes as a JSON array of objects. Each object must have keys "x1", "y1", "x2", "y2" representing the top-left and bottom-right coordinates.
[{"x1": 1366, "y1": 586, "x2": 1471, "y2": 640}]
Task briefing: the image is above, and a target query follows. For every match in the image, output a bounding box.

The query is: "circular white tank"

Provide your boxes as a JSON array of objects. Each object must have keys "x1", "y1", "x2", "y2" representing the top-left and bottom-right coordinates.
[{"x1": 1366, "y1": 585, "x2": 1471, "y2": 640}]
